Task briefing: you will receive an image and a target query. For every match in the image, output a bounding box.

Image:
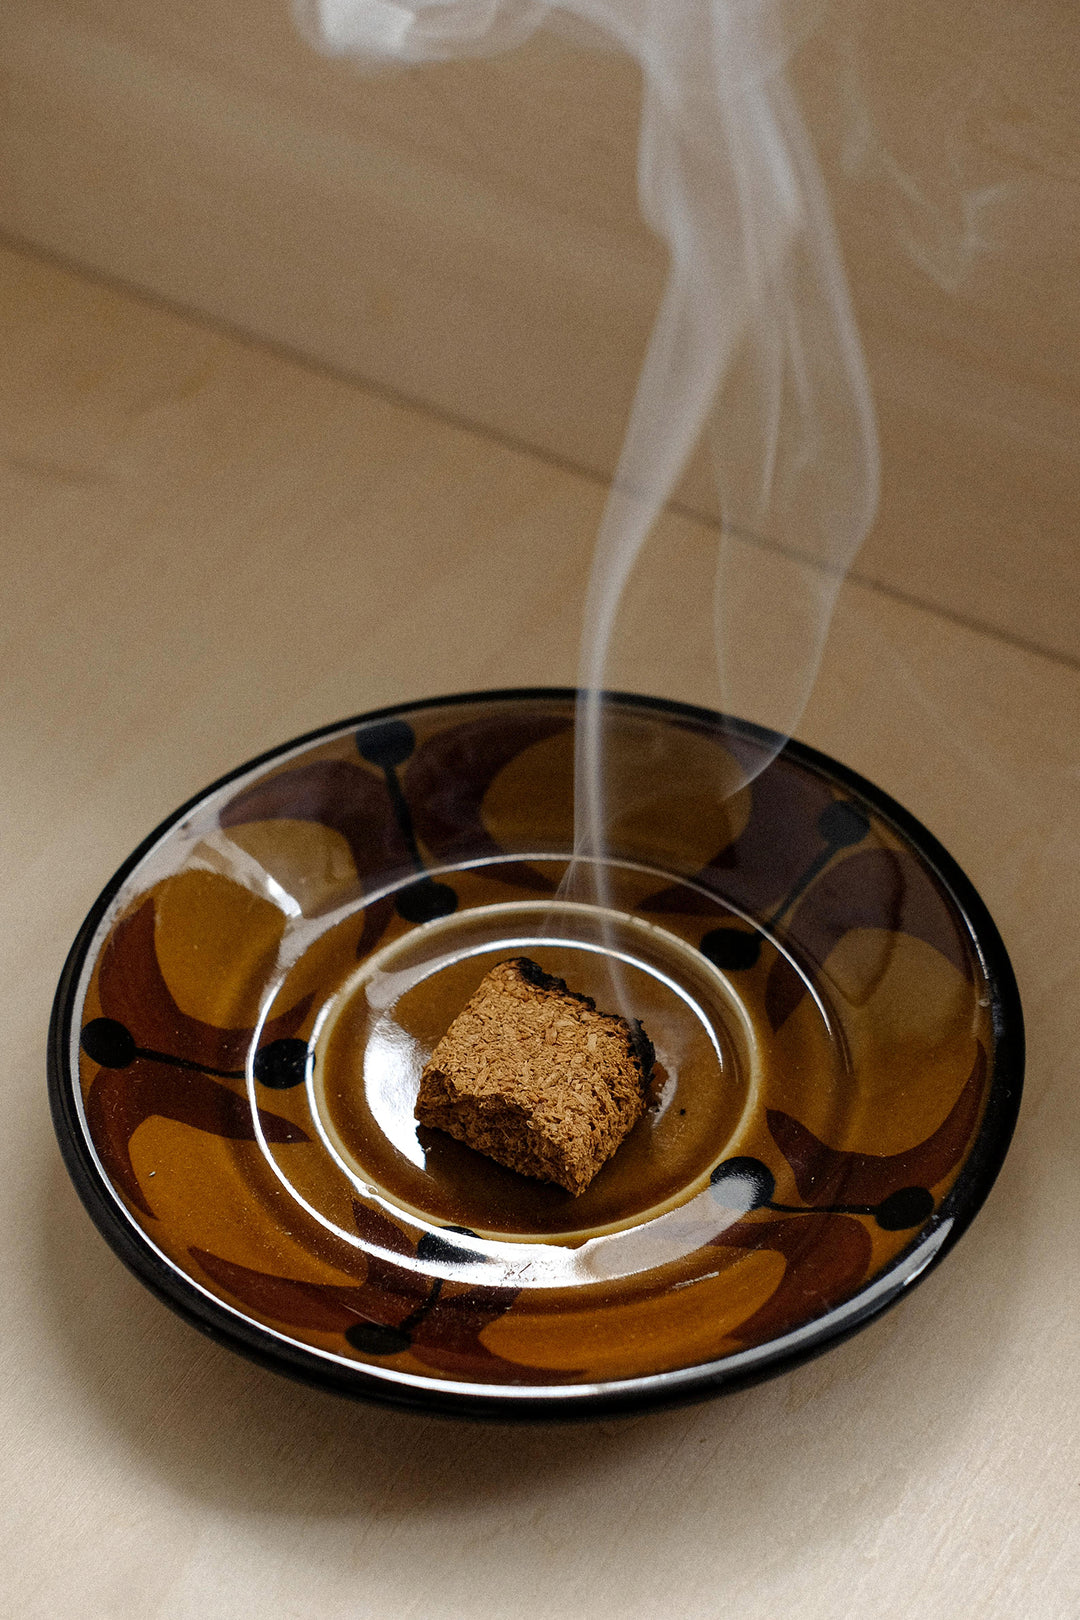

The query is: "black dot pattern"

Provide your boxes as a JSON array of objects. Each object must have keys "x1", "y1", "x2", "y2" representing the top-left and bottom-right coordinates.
[
  {"x1": 344, "y1": 1321, "x2": 412, "y2": 1356},
  {"x1": 416, "y1": 1226, "x2": 482, "y2": 1265},
  {"x1": 709, "y1": 1156, "x2": 776, "y2": 1212},
  {"x1": 700, "y1": 927, "x2": 761, "y2": 971},
  {"x1": 396, "y1": 879, "x2": 458, "y2": 923},
  {"x1": 818, "y1": 800, "x2": 870, "y2": 850},
  {"x1": 874, "y1": 1186, "x2": 935, "y2": 1231},
  {"x1": 356, "y1": 719, "x2": 416, "y2": 769},
  {"x1": 80, "y1": 1017, "x2": 138, "y2": 1069},
  {"x1": 252, "y1": 1039, "x2": 310, "y2": 1090}
]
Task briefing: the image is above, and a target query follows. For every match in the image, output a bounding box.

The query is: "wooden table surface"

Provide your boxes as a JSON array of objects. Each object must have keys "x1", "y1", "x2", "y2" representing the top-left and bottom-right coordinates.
[{"x1": 2, "y1": 239, "x2": 1078, "y2": 1619}]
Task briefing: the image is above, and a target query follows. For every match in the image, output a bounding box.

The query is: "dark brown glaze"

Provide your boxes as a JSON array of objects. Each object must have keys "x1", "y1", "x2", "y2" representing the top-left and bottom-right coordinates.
[
  {"x1": 86, "y1": 1059, "x2": 308, "y2": 1217},
  {"x1": 97, "y1": 899, "x2": 312, "y2": 1070},
  {"x1": 221, "y1": 758, "x2": 407, "y2": 956},
  {"x1": 190, "y1": 1245, "x2": 428, "y2": 1334},
  {"x1": 641, "y1": 755, "x2": 835, "y2": 916},
  {"x1": 764, "y1": 846, "x2": 974, "y2": 1029},
  {"x1": 403, "y1": 710, "x2": 573, "y2": 889},
  {"x1": 190, "y1": 1242, "x2": 581, "y2": 1383},
  {"x1": 85, "y1": 897, "x2": 313, "y2": 1216},
  {"x1": 711, "y1": 1213, "x2": 874, "y2": 1345},
  {"x1": 766, "y1": 1044, "x2": 987, "y2": 1206}
]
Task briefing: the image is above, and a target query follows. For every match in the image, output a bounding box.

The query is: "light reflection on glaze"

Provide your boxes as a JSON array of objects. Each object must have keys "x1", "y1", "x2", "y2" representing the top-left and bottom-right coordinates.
[{"x1": 363, "y1": 1014, "x2": 427, "y2": 1169}]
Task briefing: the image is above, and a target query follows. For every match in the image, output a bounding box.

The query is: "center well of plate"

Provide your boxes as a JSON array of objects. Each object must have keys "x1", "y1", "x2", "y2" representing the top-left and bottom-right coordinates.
[{"x1": 311, "y1": 900, "x2": 759, "y2": 1239}]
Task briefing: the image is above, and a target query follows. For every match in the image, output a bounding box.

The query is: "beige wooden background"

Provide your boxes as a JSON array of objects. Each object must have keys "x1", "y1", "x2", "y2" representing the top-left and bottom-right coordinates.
[
  {"x1": 2, "y1": 0, "x2": 1078, "y2": 662},
  {"x1": 1, "y1": 5, "x2": 1078, "y2": 1619}
]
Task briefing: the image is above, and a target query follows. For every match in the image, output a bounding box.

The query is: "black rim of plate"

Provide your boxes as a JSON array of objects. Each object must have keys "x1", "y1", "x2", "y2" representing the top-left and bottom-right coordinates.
[{"x1": 48, "y1": 688, "x2": 1025, "y2": 1421}]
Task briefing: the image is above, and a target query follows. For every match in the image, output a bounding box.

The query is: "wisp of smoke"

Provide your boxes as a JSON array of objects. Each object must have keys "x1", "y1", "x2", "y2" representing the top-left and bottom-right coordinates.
[{"x1": 293, "y1": 0, "x2": 880, "y2": 929}]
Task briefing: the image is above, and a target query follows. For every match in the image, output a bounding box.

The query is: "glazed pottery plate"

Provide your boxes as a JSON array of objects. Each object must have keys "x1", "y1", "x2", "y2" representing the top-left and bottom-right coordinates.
[{"x1": 49, "y1": 690, "x2": 1023, "y2": 1418}]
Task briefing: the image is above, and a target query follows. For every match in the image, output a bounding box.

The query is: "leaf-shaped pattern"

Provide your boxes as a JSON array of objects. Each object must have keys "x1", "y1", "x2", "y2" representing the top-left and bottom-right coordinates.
[
  {"x1": 410, "y1": 1285, "x2": 572, "y2": 1382},
  {"x1": 220, "y1": 758, "x2": 408, "y2": 955},
  {"x1": 710, "y1": 1213, "x2": 873, "y2": 1345},
  {"x1": 98, "y1": 899, "x2": 312, "y2": 1069},
  {"x1": 641, "y1": 753, "x2": 834, "y2": 916},
  {"x1": 85, "y1": 897, "x2": 312, "y2": 1215},
  {"x1": 86, "y1": 1061, "x2": 308, "y2": 1216},
  {"x1": 351, "y1": 1197, "x2": 418, "y2": 1257},
  {"x1": 189, "y1": 1246, "x2": 578, "y2": 1383},
  {"x1": 767, "y1": 1045, "x2": 987, "y2": 1205},
  {"x1": 190, "y1": 1246, "x2": 424, "y2": 1333},
  {"x1": 764, "y1": 847, "x2": 973, "y2": 1028},
  {"x1": 404, "y1": 711, "x2": 572, "y2": 889}
]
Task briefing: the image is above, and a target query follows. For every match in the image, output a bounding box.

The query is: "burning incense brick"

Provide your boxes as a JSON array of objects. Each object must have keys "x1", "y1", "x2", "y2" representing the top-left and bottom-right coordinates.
[{"x1": 415, "y1": 957, "x2": 654, "y2": 1195}]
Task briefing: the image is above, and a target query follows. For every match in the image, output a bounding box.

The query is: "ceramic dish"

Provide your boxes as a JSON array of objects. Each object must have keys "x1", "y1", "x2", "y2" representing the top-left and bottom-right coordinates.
[{"x1": 49, "y1": 690, "x2": 1023, "y2": 1418}]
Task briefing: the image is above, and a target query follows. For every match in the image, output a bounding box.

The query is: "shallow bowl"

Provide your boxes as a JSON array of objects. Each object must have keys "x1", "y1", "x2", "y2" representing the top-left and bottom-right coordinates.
[{"x1": 49, "y1": 690, "x2": 1023, "y2": 1418}]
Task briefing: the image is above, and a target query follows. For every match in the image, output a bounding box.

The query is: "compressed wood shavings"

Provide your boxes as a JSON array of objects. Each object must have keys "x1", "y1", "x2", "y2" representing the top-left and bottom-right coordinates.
[{"x1": 414, "y1": 957, "x2": 654, "y2": 1195}]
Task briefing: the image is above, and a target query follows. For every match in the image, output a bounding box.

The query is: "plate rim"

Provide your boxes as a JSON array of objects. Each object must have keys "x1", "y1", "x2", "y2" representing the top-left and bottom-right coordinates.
[{"x1": 48, "y1": 687, "x2": 1025, "y2": 1420}]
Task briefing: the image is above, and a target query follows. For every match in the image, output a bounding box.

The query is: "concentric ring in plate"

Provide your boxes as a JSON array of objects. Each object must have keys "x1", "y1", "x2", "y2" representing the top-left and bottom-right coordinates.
[{"x1": 49, "y1": 690, "x2": 1024, "y2": 1418}]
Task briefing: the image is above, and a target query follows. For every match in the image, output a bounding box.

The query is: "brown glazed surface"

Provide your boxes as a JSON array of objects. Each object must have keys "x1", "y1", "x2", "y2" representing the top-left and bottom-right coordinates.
[{"x1": 69, "y1": 694, "x2": 999, "y2": 1393}]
